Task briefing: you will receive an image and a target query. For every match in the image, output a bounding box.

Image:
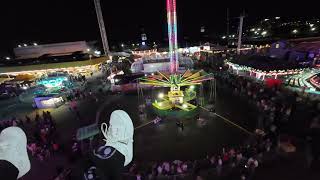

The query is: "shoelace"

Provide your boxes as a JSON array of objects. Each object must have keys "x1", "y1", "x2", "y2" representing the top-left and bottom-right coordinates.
[
  {"x1": 100, "y1": 123, "x2": 109, "y2": 144},
  {"x1": 100, "y1": 123, "x2": 132, "y2": 145}
]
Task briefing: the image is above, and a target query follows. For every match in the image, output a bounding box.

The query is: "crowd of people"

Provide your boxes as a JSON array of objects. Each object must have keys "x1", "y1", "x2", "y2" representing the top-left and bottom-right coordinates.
[
  {"x1": 0, "y1": 111, "x2": 60, "y2": 163},
  {"x1": 218, "y1": 71, "x2": 320, "y2": 167},
  {"x1": 218, "y1": 72, "x2": 320, "y2": 134},
  {"x1": 26, "y1": 111, "x2": 59, "y2": 162},
  {"x1": 127, "y1": 160, "x2": 192, "y2": 179},
  {"x1": 1, "y1": 65, "x2": 319, "y2": 180},
  {"x1": 122, "y1": 70, "x2": 320, "y2": 180},
  {"x1": 0, "y1": 117, "x2": 24, "y2": 132},
  {"x1": 125, "y1": 130, "x2": 274, "y2": 180}
]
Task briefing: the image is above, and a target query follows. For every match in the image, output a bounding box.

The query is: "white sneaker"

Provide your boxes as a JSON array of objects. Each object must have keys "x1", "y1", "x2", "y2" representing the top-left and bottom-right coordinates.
[
  {"x1": 101, "y1": 110, "x2": 134, "y2": 166},
  {"x1": 0, "y1": 127, "x2": 31, "y2": 178}
]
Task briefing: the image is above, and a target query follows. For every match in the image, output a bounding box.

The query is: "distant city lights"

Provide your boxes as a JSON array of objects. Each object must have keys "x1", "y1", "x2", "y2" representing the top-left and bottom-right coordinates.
[
  {"x1": 264, "y1": 19, "x2": 269, "y2": 21},
  {"x1": 222, "y1": 36, "x2": 226, "y2": 39},
  {"x1": 5, "y1": 57, "x2": 10, "y2": 60},
  {"x1": 275, "y1": 17, "x2": 280, "y2": 19},
  {"x1": 33, "y1": 43, "x2": 38, "y2": 46},
  {"x1": 311, "y1": 27, "x2": 316, "y2": 31},
  {"x1": 18, "y1": 45, "x2": 22, "y2": 47},
  {"x1": 292, "y1": 29, "x2": 298, "y2": 34},
  {"x1": 23, "y1": 44, "x2": 27, "y2": 47},
  {"x1": 261, "y1": 31, "x2": 267, "y2": 36}
]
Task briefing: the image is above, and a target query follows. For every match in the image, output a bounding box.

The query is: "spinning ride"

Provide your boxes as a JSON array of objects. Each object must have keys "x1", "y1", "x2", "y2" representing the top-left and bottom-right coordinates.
[
  {"x1": 140, "y1": 70, "x2": 213, "y2": 111},
  {"x1": 33, "y1": 73, "x2": 72, "y2": 109}
]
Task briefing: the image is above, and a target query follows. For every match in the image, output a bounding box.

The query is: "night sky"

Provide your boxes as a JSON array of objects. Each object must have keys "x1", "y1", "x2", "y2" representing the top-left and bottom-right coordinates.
[{"x1": 1, "y1": 0, "x2": 319, "y2": 53}]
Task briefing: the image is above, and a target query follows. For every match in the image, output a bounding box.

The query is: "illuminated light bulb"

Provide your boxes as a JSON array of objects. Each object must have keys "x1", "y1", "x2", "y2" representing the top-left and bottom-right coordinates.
[{"x1": 158, "y1": 93, "x2": 164, "y2": 99}]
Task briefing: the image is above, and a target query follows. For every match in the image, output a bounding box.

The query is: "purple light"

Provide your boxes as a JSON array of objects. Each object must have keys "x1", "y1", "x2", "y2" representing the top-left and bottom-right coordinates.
[{"x1": 167, "y1": 0, "x2": 178, "y2": 73}]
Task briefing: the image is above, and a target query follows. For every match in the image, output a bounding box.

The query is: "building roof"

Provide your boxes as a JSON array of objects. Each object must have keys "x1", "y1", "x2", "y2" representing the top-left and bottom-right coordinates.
[
  {"x1": 292, "y1": 41, "x2": 320, "y2": 53},
  {"x1": 0, "y1": 57, "x2": 106, "y2": 74},
  {"x1": 273, "y1": 37, "x2": 320, "y2": 53},
  {"x1": 288, "y1": 37, "x2": 320, "y2": 43}
]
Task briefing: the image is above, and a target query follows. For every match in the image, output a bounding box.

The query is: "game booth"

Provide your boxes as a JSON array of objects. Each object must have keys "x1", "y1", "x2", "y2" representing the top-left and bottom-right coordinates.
[{"x1": 34, "y1": 95, "x2": 65, "y2": 109}]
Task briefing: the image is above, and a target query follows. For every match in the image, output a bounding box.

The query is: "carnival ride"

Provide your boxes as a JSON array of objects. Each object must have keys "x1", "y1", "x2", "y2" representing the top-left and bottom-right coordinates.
[
  {"x1": 31, "y1": 73, "x2": 73, "y2": 108},
  {"x1": 285, "y1": 69, "x2": 320, "y2": 92},
  {"x1": 35, "y1": 72, "x2": 73, "y2": 95},
  {"x1": 140, "y1": 70, "x2": 213, "y2": 111},
  {"x1": 310, "y1": 74, "x2": 320, "y2": 89},
  {"x1": 138, "y1": 0, "x2": 214, "y2": 113}
]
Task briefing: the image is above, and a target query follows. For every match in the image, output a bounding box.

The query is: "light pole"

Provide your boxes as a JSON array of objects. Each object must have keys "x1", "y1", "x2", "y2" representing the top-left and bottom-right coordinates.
[
  {"x1": 237, "y1": 14, "x2": 245, "y2": 55},
  {"x1": 94, "y1": 0, "x2": 110, "y2": 56}
]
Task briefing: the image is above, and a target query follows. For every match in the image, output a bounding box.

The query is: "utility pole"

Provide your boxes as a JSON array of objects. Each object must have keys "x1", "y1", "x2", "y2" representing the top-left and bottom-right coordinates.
[
  {"x1": 94, "y1": 0, "x2": 110, "y2": 56},
  {"x1": 237, "y1": 12, "x2": 245, "y2": 55}
]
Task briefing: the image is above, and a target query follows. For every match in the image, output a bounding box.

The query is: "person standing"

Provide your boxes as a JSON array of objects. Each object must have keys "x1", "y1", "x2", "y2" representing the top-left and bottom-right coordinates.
[{"x1": 216, "y1": 156, "x2": 223, "y2": 176}]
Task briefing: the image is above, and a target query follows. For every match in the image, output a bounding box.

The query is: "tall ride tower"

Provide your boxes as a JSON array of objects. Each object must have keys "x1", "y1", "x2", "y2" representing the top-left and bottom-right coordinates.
[
  {"x1": 94, "y1": 0, "x2": 110, "y2": 56},
  {"x1": 167, "y1": 0, "x2": 179, "y2": 73},
  {"x1": 237, "y1": 13, "x2": 245, "y2": 55}
]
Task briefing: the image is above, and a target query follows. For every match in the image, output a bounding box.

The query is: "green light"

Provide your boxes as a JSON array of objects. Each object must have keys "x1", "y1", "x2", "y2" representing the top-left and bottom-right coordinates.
[{"x1": 37, "y1": 76, "x2": 68, "y2": 88}]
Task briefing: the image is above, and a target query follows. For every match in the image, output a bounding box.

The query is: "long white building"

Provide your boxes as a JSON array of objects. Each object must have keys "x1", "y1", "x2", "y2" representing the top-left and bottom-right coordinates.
[{"x1": 14, "y1": 41, "x2": 93, "y2": 60}]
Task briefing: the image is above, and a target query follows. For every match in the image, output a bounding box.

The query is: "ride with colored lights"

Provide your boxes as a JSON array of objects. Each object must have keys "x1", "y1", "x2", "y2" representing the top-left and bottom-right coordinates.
[
  {"x1": 139, "y1": 0, "x2": 214, "y2": 112},
  {"x1": 35, "y1": 74, "x2": 72, "y2": 95},
  {"x1": 140, "y1": 70, "x2": 213, "y2": 111}
]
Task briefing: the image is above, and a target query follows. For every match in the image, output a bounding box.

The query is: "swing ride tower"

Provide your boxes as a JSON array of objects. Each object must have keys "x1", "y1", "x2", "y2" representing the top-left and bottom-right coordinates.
[{"x1": 139, "y1": 0, "x2": 214, "y2": 112}]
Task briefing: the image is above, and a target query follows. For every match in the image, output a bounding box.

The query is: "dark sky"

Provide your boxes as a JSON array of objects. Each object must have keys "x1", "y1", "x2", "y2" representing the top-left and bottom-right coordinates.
[{"x1": 0, "y1": 0, "x2": 319, "y2": 53}]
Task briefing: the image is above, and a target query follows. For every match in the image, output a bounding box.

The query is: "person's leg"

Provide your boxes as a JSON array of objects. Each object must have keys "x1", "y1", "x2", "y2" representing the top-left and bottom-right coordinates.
[
  {"x1": 92, "y1": 146, "x2": 125, "y2": 180},
  {"x1": 106, "y1": 150, "x2": 125, "y2": 180},
  {"x1": 0, "y1": 160, "x2": 19, "y2": 180}
]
